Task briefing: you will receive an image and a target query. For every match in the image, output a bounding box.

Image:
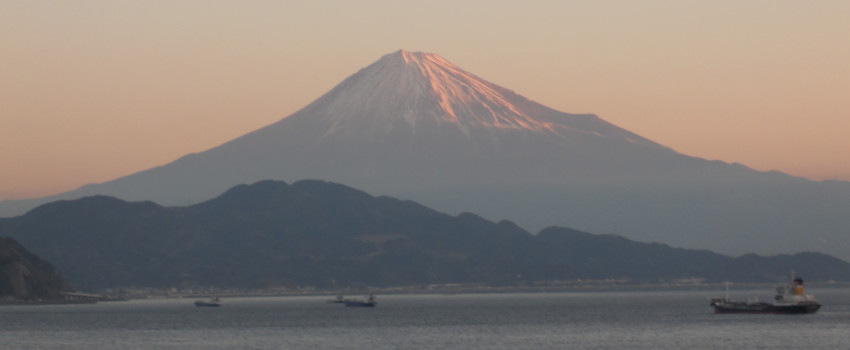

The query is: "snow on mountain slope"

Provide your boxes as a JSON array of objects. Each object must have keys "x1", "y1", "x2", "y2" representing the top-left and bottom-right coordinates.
[
  {"x1": 275, "y1": 50, "x2": 663, "y2": 149},
  {"x1": 311, "y1": 50, "x2": 557, "y2": 135}
]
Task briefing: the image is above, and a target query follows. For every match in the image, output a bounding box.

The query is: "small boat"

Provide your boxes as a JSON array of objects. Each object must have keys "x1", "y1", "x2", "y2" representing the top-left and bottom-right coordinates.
[
  {"x1": 709, "y1": 273, "x2": 820, "y2": 314},
  {"x1": 342, "y1": 293, "x2": 377, "y2": 307},
  {"x1": 326, "y1": 295, "x2": 345, "y2": 303},
  {"x1": 194, "y1": 296, "x2": 222, "y2": 307}
]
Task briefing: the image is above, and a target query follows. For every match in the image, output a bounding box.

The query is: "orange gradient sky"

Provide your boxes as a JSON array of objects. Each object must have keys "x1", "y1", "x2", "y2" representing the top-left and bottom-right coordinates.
[{"x1": 2, "y1": 1, "x2": 849, "y2": 201}]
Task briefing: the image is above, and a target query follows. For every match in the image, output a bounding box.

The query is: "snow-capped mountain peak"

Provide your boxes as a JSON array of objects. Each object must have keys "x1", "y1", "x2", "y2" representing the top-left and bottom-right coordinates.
[
  {"x1": 393, "y1": 50, "x2": 556, "y2": 132},
  {"x1": 289, "y1": 50, "x2": 566, "y2": 138}
]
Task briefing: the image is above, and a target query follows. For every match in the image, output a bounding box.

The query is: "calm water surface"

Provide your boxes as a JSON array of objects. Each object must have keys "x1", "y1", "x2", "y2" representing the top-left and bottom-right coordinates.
[{"x1": 2, "y1": 288, "x2": 849, "y2": 349}]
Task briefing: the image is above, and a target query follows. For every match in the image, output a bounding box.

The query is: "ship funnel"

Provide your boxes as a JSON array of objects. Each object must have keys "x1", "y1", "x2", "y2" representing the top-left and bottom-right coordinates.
[{"x1": 793, "y1": 277, "x2": 804, "y2": 295}]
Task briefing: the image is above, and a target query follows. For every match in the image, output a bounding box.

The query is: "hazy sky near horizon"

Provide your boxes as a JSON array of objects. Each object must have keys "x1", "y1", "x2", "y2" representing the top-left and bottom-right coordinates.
[{"x1": 2, "y1": 0, "x2": 849, "y2": 201}]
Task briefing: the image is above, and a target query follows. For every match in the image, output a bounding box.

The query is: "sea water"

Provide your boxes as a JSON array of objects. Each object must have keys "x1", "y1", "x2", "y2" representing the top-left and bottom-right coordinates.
[{"x1": 2, "y1": 288, "x2": 849, "y2": 349}]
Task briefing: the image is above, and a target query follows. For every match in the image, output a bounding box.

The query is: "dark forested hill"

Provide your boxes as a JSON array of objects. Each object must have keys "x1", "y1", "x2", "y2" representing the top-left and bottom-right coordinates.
[
  {"x1": 1, "y1": 180, "x2": 847, "y2": 291},
  {"x1": 0, "y1": 237, "x2": 73, "y2": 301}
]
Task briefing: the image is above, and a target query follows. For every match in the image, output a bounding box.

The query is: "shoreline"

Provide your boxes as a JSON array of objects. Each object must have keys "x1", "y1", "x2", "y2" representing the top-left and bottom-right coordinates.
[{"x1": 96, "y1": 280, "x2": 850, "y2": 301}]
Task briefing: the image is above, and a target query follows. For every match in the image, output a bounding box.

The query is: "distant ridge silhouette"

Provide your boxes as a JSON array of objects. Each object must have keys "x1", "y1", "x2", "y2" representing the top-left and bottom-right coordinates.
[{"x1": 3, "y1": 180, "x2": 849, "y2": 290}]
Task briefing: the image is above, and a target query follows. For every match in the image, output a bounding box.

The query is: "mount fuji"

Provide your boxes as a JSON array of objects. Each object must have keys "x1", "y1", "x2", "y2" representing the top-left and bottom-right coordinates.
[{"x1": 3, "y1": 50, "x2": 849, "y2": 260}]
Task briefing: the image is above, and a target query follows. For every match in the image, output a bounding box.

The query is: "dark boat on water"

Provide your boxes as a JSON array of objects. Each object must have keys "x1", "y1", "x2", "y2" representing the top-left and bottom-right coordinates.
[
  {"x1": 342, "y1": 293, "x2": 377, "y2": 307},
  {"x1": 194, "y1": 296, "x2": 222, "y2": 307},
  {"x1": 710, "y1": 274, "x2": 820, "y2": 314},
  {"x1": 326, "y1": 295, "x2": 345, "y2": 303}
]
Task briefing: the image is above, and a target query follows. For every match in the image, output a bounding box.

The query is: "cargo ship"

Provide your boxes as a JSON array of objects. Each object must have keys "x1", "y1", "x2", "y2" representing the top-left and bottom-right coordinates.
[{"x1": 709, "y1": 274, "x2": 820, "y2": 314}]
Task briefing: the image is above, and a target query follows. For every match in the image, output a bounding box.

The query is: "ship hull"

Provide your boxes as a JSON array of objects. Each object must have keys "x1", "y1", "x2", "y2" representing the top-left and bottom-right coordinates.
[
  {"x1": 194, "y1": 301, "x2": 222, "y2": 307},
  {"x1": 712, "y1": 301, "x2": 820, "y2": 314},
  {"x1": 342, "y1": 301, "x2": 376, "y2": 307}
]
